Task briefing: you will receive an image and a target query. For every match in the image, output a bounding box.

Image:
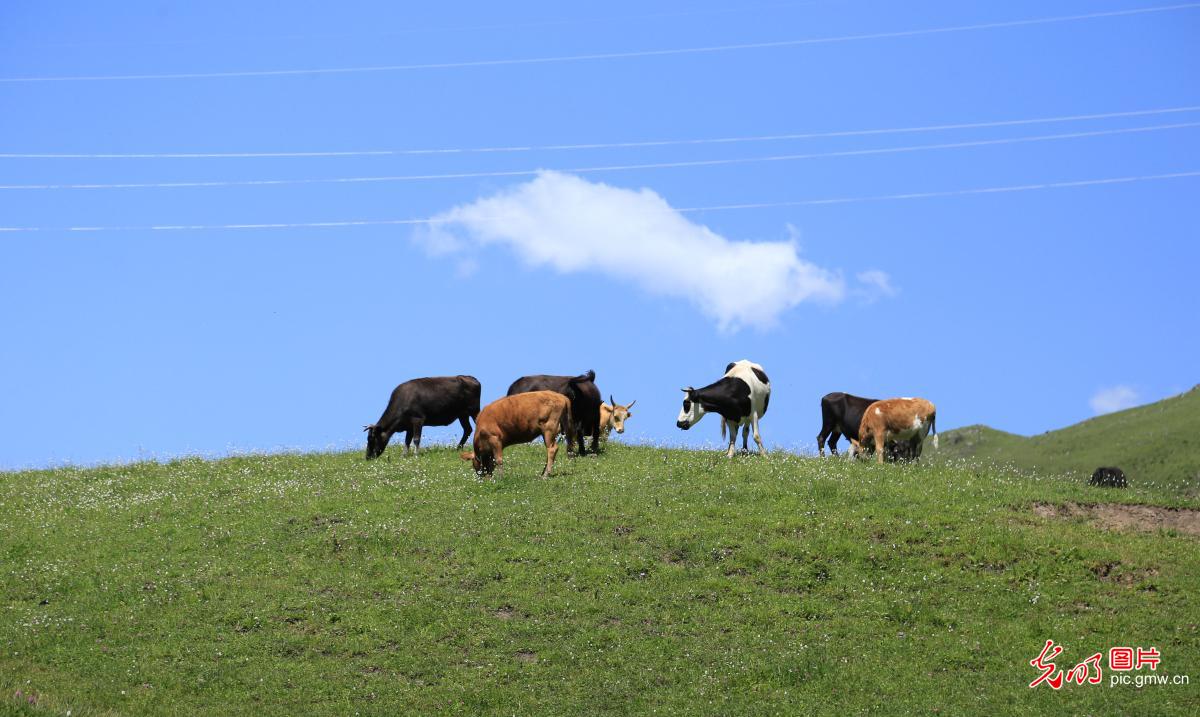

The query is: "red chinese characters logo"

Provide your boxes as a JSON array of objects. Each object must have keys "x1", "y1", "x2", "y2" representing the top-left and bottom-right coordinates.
[
  {"x1": 1031, "y1": 641, "x2": 1162, "y2": 688},
  {"x1": 1030, "y1": 640, "x2": 1066, "y2": 689}
]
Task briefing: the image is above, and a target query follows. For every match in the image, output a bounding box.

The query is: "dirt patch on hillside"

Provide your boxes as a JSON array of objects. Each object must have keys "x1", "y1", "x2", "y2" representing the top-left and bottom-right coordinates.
[{"x1": 1033, "y1": 502, "x2": 1200, "y2": 536}]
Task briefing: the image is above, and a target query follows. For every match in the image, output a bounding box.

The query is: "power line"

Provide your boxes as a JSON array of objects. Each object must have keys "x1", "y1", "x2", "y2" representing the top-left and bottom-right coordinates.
[
  {"x1": 2, "y1": 3, "x2": 1196, "y2": 83},
  {"x1": 2, "y1": 170, "x2": 1196, "y2": 233},
  {"x1": 3, "y1": 106, "x2": 1197, "y2": 159},
  {"x1": 677, "y1": 171, "x2": 1200, "y2": 210},
  {"x1": 19, "y1": 1, "x2": 835, "y2": 50},
  {"x1": 2, "y1": 122, "x2": 1196, "y2": 190}
]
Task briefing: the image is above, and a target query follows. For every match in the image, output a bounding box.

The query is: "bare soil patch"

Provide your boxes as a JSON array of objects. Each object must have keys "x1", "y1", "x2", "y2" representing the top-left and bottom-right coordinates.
[{"x1": 1033, "y1": 502, "x2": 1200, "y2": 536}]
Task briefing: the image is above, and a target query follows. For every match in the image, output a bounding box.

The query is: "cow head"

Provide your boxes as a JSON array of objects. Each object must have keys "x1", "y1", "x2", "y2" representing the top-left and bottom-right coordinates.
[
  {"x1": 607, "y1": 395, "x2": 636, "y2": 434},
  {"x1": 676, "y1": 388, "x2": 705, "y2": 429},
  {"x1": 364, "y1": 424, "x2": 393, "y2": 460},
  {"x1": 460, "y1": 449, "x2": 496, "y2": 475}
]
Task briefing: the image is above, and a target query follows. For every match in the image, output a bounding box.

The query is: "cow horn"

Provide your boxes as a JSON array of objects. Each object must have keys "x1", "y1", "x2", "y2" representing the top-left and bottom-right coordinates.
[
  {"x1": 627, "y1": 399, "x2": 636, "y2": 409},
  {"x1": 363, "y1": 424, "x2": 374, "y2": 432},
  {"x1": 609, "y1": 395, "x2": 615, "y2": 407}
]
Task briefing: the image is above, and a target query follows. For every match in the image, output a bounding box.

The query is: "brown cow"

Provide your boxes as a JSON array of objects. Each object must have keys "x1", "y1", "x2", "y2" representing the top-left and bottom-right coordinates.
[
  {"x1": 460, "y1": 390, "x2": 575, "y2": 478},
  {"x1": 852, "y1": 398, "x2": 938, "y2": 464},
  {"x1": 599, "y1": 396, "x2": 636, "y2": 439}
]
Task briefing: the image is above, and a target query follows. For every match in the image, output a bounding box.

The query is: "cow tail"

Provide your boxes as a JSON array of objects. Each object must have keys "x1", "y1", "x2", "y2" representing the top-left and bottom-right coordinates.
[
  {"x1": 721, "y1": 418, "x2": 727, "y2": 442},
  {"x1": 931, "y1": 413, "x2": 939, "y2": 450},
  {"x1": 562, "y1": 401, "x2": 576, "y2": 447}
]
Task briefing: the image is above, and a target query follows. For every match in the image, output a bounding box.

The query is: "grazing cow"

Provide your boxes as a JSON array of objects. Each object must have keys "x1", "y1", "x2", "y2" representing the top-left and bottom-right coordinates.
[
  {"x1": 817, "y1": 392, "x2": 881, "y2": 457},
  {"x1": 1089, "y1": 466, "x2": 1128, "y2": 488},
  {"x1": 676, "y1": 360, "x2": 771, "y2": 457},
  {"x1": 507, "y1": 370, "x2": 602, "y2": 455},
  {"x1": 599, "y1": 397, "x2": 636, "y2": 439},
  {"x1": 818, "y1": 391, "x2": 917, "y2": 461},
  {"x1": 364, "y1": 375, "x2": 481, "y2": 459},
  {"x1": 460, "y1": 390, "x2": 575, "y2": 478},
  {"x1": 852, "y1": 398, "x2": 938, "y2": 464}
]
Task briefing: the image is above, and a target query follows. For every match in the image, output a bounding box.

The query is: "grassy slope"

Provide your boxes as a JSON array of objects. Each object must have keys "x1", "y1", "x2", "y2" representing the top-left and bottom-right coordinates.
[
  {"x1": 935, "y1": 386, "x2": 1200, "y2": 491},
  {"x1": 1, "y1": 445, "x2": 1198, "y2": 716}
]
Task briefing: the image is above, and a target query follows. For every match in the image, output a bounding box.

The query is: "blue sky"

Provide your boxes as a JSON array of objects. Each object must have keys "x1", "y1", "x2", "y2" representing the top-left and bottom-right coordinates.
[{"x1": 1, "y1": 0, "x2": 1197, "y2": 469}]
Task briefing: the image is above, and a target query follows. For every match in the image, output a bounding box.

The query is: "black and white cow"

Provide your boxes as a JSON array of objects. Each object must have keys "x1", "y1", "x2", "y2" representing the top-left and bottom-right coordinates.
[
  {"x1": 676, "y1": 360, "x2": 771, "y2": 457},
  {"x1": 817, "y1": 391, "x2": 919, "y2": 461},
  {"x1": 364, "y1": 375, "x2": 481, "y2": 459}
]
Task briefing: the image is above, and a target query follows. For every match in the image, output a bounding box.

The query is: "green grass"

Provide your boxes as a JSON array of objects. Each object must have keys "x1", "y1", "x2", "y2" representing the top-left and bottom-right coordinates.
[
  {"x1": 934, "y1": 386, "x2": 1200, "y2": 490},
  {"x1": 2, "y1": 444, "x2": 1197, "y2": 715}
]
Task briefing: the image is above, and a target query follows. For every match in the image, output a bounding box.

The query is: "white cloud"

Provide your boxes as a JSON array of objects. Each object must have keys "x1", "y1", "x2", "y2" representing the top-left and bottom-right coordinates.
[
  {"x1": 854, "y1": 269, "x2": 898, "y2": 302},
  {"x1": 1089, "y1": 385, "x2": 1139, "y2": 415},
  {"x1": 416, "y1": 171, "x2": 846, "y2": 331}
]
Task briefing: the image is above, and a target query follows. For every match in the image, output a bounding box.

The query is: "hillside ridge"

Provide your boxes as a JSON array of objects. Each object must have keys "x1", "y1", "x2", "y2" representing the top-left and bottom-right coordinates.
[{"x1": 936, "y1": 386, "x2": 1200, "y2": 486}]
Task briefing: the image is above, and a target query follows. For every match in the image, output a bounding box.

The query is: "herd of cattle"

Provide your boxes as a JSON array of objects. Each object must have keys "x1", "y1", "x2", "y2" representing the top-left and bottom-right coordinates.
[{"x1": 362, "y1": 360, "x2": 938, "y2": 478}]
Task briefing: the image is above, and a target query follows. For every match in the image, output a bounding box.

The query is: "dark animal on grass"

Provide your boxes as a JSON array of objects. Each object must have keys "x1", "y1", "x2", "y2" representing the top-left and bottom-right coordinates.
[
  {"x1": 676, "y1": 360, "x2": 771, "y2": 457},
  {"x1": 1089, "y1": 466, "x2": 1128, "y2": 488},
  {"x1": 461, "y1": 391, "x2": 575, "y2": 478},
  {"x1": 507, "y1": 370, "x2": 602, "y2": 455},
  {"x1": 817, "y1": 391, "x2": 883, "y2": 457},
  {"x1": 818, "y1": 391, "x2": 920, "y2": 461},
  {"x1": 364, "y1": 375, "x2": 481, "y2": 459}
]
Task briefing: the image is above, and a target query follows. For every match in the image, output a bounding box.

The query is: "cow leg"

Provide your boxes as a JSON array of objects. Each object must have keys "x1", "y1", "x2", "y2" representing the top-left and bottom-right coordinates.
[
  {"x1": 579, "y1": 420, "x2": 589, "y2": 456},
  {"x1": 403, "y1": 429, "x2": 413, "y2": 456},
  {"x1": 492, "y1": 443, "x2": 505, "y2": 480},
  {"x1": 874, "y1": 432, "x2": 887, "y2": 465},
  {"x1": 741, "y1": 424, "x2": 750, "y2": 453},
  {"x1": 565, "y1": 414, "x2": 578, "y2": 458},
  {"x1": 543, "y1": 428, "x2": 559, "y2": 477},
  {"x1": 828, "y1": 431, "x2": 841, "y2": 456},
  {"x1": 565, "y1": 419, "x2": 580, "y2": 456},
  {"x1": 725, "y1": 419, "x2": 738, "y2": 458},
  {"x1": 751, "y1": 412, "x2": 766, "y2": 456},
  {"x1": 562, "y1": 430, "x2": 574, "y2": 457},
  {"x1": 591, "y1": 421, "x2": 601, "y2": 455},
  {"x1": 456, "y1": 415, "x2": 473, "y2": 449},
  {"x1": 410, "y1": 418, "x2": 425, "y2": 456}
]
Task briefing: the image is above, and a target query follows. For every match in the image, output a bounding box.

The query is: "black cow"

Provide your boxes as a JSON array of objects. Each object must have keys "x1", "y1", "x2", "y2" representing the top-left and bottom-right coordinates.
[
  {"x1": 364, "y1": 375, "x2": 481, "y2": 459},
  {"x1": 507, "y1": 370, "x2": 602, "y2": 456},
  {"x1": 1089, "y1": 466, "x2": 1128, "y2": 488},
  {"x1": 817, "y1": 391, "x2": 916, "y2": 461}
]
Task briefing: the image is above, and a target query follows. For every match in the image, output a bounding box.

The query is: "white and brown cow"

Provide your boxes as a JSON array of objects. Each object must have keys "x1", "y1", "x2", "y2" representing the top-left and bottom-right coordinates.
[
  {"x1": 599, "y1": 397, "x2": 636, "y2": 440},
  {"x1": 676, "y1": 360, "x2": 771, "y2": 457},
  {"x1": 851, "y1": 397, "x2": 938, "y2": 464},
  {"x1": 460, "y1": 391, "x2": 575, "y2": 479}
]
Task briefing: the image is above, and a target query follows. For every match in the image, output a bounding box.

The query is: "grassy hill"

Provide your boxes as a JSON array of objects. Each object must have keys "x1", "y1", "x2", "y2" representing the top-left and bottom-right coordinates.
[
  {"x1": 935, "y1": 386, "x2": 1200, "y2": 491},
  {"x1": 2, "y1": 445, "x2": 1198, "y2": 716}
]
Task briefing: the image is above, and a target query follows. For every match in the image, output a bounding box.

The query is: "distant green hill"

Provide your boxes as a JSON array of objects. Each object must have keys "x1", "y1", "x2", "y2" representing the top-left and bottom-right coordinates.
[{"x1": 935, "y1": 385, "x2": 1200, "y2": 490}]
